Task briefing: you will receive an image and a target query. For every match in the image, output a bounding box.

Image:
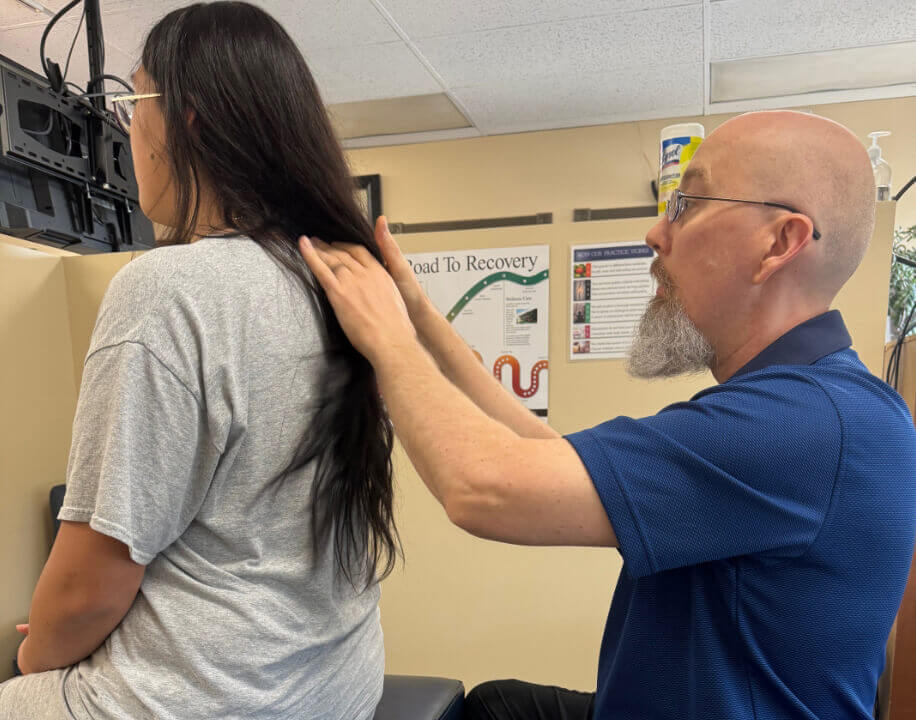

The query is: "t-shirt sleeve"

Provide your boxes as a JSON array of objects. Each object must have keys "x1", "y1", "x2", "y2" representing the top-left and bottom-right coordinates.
[
  {"x1": 59, "y1": 341, "x2": 223, "y2": 565},
  {"x1": 565, "y1": 375, "x2": 842, "y2": 579}
]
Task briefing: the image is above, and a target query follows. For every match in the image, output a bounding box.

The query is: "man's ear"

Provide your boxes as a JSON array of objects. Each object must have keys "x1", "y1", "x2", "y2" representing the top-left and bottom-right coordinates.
[{"x1": 752, "y1": 214, "x2": 814, "y2": 284}]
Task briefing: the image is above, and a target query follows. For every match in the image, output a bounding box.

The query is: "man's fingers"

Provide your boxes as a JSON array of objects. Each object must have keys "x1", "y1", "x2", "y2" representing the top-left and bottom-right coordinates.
[
  {"x1": 375, "y1": 216, "x2": 394, "y2": 265},
  {"x1": 310, "y1": 238, "x2": 366, "y2": 274},
  {"x1": 15, "y1": 624, "x2": 28, "y2": 636},
  {"x1": 335, "y1": 241, "x2": 375, "y2": 268},
  {"x1": 314, "y1": 237, "x2": 376, "y2": 269},
  {"x1": 308, "y1": 239, "x2": 359, "y2": 275},
  {"x1": 299, "y1": 237, "x2": 344, "y2": 294},
  {"x1": 375, "y1": 216, "x2": 410, "y2": 273}
]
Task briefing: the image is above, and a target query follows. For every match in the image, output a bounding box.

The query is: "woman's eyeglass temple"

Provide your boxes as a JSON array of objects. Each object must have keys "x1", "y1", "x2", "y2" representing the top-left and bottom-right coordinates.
[{"x1": 77, "y1": 91, "x2": 162, "y2": 134}]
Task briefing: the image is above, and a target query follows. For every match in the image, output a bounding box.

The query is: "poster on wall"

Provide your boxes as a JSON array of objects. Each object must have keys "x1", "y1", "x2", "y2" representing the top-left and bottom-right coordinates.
[
  {"x1": 405, "y1": 245, "x2": 550, "y2": 417},
  {"x1": 569, "y1": 242, "x2": 655, "y2": 360}
]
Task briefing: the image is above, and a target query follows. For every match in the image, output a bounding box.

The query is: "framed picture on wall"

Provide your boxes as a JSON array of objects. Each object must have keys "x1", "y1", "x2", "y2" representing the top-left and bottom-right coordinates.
[{"x1": 355, "y1": 174, "x2": 382, "y2": 226}]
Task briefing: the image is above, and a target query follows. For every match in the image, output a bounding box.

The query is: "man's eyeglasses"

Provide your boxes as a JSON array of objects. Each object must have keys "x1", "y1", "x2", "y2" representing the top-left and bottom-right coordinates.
[
  {"x1": 80, "y1": 92, "x2": 162, "y2": 135},
  {"x1": 665, "y1": 188, "x2": 822, "y2": 240}
]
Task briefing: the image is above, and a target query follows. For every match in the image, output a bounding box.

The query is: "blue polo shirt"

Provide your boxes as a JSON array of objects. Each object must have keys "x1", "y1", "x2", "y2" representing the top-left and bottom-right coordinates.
[{"x1": 566, "y1": 311, "x2": 916, "y2": 720}]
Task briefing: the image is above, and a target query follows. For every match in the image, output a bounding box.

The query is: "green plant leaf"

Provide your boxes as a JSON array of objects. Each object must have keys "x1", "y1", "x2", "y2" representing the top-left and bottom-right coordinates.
[{"x1": 889, "y1": 225, "x2": 916, "y2": 338}]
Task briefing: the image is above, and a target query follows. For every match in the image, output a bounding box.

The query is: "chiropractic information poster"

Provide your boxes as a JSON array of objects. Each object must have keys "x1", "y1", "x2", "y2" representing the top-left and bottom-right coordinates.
[
  {"x1": 569, "y1": 242, "x2": 656, "y2": 360},
  {"x1": 405, "y1": 245, "x2": 550, "y2": 417}
]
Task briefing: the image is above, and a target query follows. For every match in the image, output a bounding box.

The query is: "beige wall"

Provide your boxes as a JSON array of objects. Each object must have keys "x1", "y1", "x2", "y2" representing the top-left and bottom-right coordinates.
[
  {"x1": 345, "y1": 98, "x2": 908, "y2": 690},
  {"x1": 343, "y1": 101, "x2": 909, "y2": 689},
  {"x1": 373, "y1": 205, "x2": 894, "y2": 691},
  {"x1": 347, "y1": 96, "x2": 916, "y2": 234},
  {"x1": 0, "y1": 97, "x2": 905, "y2": 687}
]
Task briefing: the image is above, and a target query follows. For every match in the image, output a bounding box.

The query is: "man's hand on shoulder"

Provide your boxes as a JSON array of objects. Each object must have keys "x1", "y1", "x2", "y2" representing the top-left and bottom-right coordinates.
[{"x1": 298, "y1": 235, "x2": 419, "y2": 369}]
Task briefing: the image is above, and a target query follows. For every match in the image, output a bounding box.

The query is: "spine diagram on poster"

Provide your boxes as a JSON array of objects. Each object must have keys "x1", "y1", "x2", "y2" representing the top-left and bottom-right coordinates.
[
  {"x1": 493, "y1": 356, "x2": 548, "y2": 398},
  {"x1": 446, "y1": 270, "x2": 549, "y2": 321},
  {"x1": 447, "y1": 270, "x2": 550, "y2": 399}
]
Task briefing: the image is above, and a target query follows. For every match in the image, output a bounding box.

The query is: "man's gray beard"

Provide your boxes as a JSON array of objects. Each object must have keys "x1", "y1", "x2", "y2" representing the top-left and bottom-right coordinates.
[{"x1": 627, "y1": 293, "x2": 715, "y2": 378}]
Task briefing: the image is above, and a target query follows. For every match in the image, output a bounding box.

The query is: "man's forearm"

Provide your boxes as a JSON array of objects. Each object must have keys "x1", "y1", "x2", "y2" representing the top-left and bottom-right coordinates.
[
  {"x1": 371, "y1": 338, "x2": 613, "y2": 546},
  {"x1": 411, "y1": 299, "x2": 559, "y2": 440},
  {"x1": 373, "y1": 337, "x2": 518, "y2": 516}
]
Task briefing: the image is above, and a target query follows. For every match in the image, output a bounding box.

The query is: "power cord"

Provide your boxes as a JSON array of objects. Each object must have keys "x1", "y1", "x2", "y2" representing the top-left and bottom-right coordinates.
[
  {"x1": 86, "y1": 73, "x2": 133, "y2": 93},
  {"x1": 39, "y1": 0, "x2": 83, "y2": 93},
  {"x1": 62, "y1": 5, "x2": 86, "y2": 87}
]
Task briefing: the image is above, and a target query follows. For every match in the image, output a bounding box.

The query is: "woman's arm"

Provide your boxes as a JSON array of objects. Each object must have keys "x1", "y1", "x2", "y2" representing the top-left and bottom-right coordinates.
[{"x1": 18, "y1": 521, "x2": 145, "y2": 674}]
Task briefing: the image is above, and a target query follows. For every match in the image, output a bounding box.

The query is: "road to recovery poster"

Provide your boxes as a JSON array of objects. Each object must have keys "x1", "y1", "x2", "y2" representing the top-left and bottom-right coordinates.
[{"x1": 405, "y1": 245, "x2": 550, "y2": 416}]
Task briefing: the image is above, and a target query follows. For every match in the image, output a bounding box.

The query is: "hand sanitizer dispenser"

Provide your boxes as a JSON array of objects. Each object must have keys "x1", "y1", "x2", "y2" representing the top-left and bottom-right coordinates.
[{"x1": 867, "y1": 131, "x2": 892, "y2": 201}]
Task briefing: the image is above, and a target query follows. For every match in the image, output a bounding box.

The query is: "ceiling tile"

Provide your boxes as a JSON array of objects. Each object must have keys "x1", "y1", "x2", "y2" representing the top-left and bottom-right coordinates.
[
  {"x1": 248, "y1": 0, "x2": 399, "y2": 51},
  {"x1": 452, "y1": 62, "x2": 704, "y2": 134},
  {"x1": 94, "y1": 0, "x2": 399, "y2": 63},
  {"x1": 415, "y1": 6, "x2": 702, "y2": 88},
  {"x1": 380, "y1": 0, "x2": 700, "y2": 38},
  {"x1": 0, "y1": 17, "x2": 133, "y2": 93},
  {"x1": 710, "y1": 0, "x2": 916, "y2": 61},
  {"x1": 306, "y1": 41, "x2": 442, "y2": 104},
  {"x1": 96, "y1": 1, "x2": 190, "y2": 59},
  {"x1": 0, "y1": 0, "x2": 69, "y2": 31}
]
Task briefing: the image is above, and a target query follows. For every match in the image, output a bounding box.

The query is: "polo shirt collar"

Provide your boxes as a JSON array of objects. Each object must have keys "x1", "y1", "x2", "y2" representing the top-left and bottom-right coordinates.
[{"x1": 730, "y1": 310, "x2": 852, "y2": 379}]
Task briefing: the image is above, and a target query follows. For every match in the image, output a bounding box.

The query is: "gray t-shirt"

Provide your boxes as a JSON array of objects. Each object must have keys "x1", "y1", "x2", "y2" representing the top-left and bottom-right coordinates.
[{"x1": 58, "y1": 236, "x2": 384, "y2": 720}]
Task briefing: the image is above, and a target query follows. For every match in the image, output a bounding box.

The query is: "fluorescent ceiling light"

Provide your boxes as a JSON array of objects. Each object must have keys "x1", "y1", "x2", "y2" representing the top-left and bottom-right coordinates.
[
  {"x1": 710, "y1": 41, "x2": 916, "y2": 103},
  {"x1": 16, "y1": 0, "x2": 54, "y2": 15},
  {"x1": 328, "y1": 93, "x2": 471, "y2": 140}
]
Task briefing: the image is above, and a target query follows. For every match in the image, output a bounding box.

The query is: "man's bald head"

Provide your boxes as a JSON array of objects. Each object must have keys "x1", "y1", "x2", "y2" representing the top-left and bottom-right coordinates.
[{"x1": 689, "y1": 111, "x2": 876, "y2": 299}]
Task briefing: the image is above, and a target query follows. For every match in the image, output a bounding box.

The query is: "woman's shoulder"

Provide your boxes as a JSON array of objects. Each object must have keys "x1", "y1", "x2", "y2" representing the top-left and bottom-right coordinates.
[
  {"x1": 94, "y1": 239, "x2": 250, "y2": 347},
  {"x1": 106, "y1": 236, "x2": 272, "y2": 309},
  {"x1": 94, "y1": 236, "x2": 309, "y2": 351}
]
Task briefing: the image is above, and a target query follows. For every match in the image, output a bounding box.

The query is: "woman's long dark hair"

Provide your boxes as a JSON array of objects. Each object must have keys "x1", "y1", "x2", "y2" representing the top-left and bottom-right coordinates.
[{"x1": 142, "y1": 1, "x2": 398, "y2": 586}]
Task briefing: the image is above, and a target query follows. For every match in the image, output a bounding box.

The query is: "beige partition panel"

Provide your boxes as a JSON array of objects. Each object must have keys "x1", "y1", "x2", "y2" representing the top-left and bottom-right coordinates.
[
  {"x1": 0, "y1": 237, "x2": 137, "y2": 680},
  {"x1": 0, "y1": 202, "x2": 895, "y2": 686},
  {"x1": 60, "y1": 252, "x2": 137, "y2": 388},
  {"x1": 0, "y1": 242, "x2": 79, "y2": 675}
]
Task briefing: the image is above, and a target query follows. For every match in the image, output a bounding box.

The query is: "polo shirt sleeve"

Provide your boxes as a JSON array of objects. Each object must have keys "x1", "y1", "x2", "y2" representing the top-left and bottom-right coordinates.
[{"x1": 565, "y1": 374, "x2": 842, "y2": 579}]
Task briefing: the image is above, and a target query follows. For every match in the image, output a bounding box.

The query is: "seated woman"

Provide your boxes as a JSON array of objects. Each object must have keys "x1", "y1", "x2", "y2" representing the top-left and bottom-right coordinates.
[{"x1": 0, "y1": 3, "x2": 396, "y2": 718}]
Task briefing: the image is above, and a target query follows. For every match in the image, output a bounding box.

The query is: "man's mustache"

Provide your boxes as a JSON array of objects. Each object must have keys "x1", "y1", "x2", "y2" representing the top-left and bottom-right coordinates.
[{"x1": 651, "y1": 259, "x2": 674, "y2": 294}]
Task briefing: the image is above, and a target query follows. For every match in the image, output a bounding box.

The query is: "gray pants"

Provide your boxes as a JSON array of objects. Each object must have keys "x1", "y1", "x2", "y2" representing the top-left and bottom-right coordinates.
[{"x1": 0, "y1": 669, "x2": 74, "y2": 720}]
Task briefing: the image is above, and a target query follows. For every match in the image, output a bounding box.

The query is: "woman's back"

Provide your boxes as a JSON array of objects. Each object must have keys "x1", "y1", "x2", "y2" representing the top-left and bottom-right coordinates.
[{"x1": 60, "y1": 236, "x2": 383, "y2": 719}]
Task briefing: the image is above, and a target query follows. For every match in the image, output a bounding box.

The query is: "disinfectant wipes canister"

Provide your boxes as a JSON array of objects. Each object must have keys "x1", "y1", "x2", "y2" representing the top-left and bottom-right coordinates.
[{"x1": 658, "y1": 122, "x2": 704, "y2": 216}]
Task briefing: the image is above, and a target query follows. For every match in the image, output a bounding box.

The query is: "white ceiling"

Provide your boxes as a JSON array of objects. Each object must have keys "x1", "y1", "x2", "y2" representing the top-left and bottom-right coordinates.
[{"x1": 2, "y1": 0, "x2": 915, "y2": 146}]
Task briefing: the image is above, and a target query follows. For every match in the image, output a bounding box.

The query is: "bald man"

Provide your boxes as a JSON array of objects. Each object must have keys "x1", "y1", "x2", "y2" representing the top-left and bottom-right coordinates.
[{"x1": 299, "y1": 111, "x2": 916, "y2": 720}]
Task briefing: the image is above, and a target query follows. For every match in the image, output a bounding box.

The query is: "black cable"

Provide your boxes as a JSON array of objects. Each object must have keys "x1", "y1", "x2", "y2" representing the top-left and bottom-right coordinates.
[
  {"x1": 893, "y1": 175, "x2": 916, "y2": 202},
  {"x1": 39, "y1": 0, "x2": 83, "y2": 91},
  {"x1": 62, "y1": 6, "x2": 86, "y2": 85},
  {"x1": 63, "y1": 90, "x2": 114, "y2": 125},
  {"x1": 86, "y1": 74, "x2": 133, "y2": 93},
  {"x1": 23, "y1": 111, "x2": 55, "y2": 137},
  {"x1": 894, "y1": 253, "x2": 916, "y2": 269}
]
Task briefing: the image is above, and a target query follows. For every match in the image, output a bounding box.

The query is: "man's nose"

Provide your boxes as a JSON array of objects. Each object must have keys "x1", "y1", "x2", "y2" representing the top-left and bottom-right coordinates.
[{"x1": 645, "y1": 216, "x2": 670, "y2": 255}]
